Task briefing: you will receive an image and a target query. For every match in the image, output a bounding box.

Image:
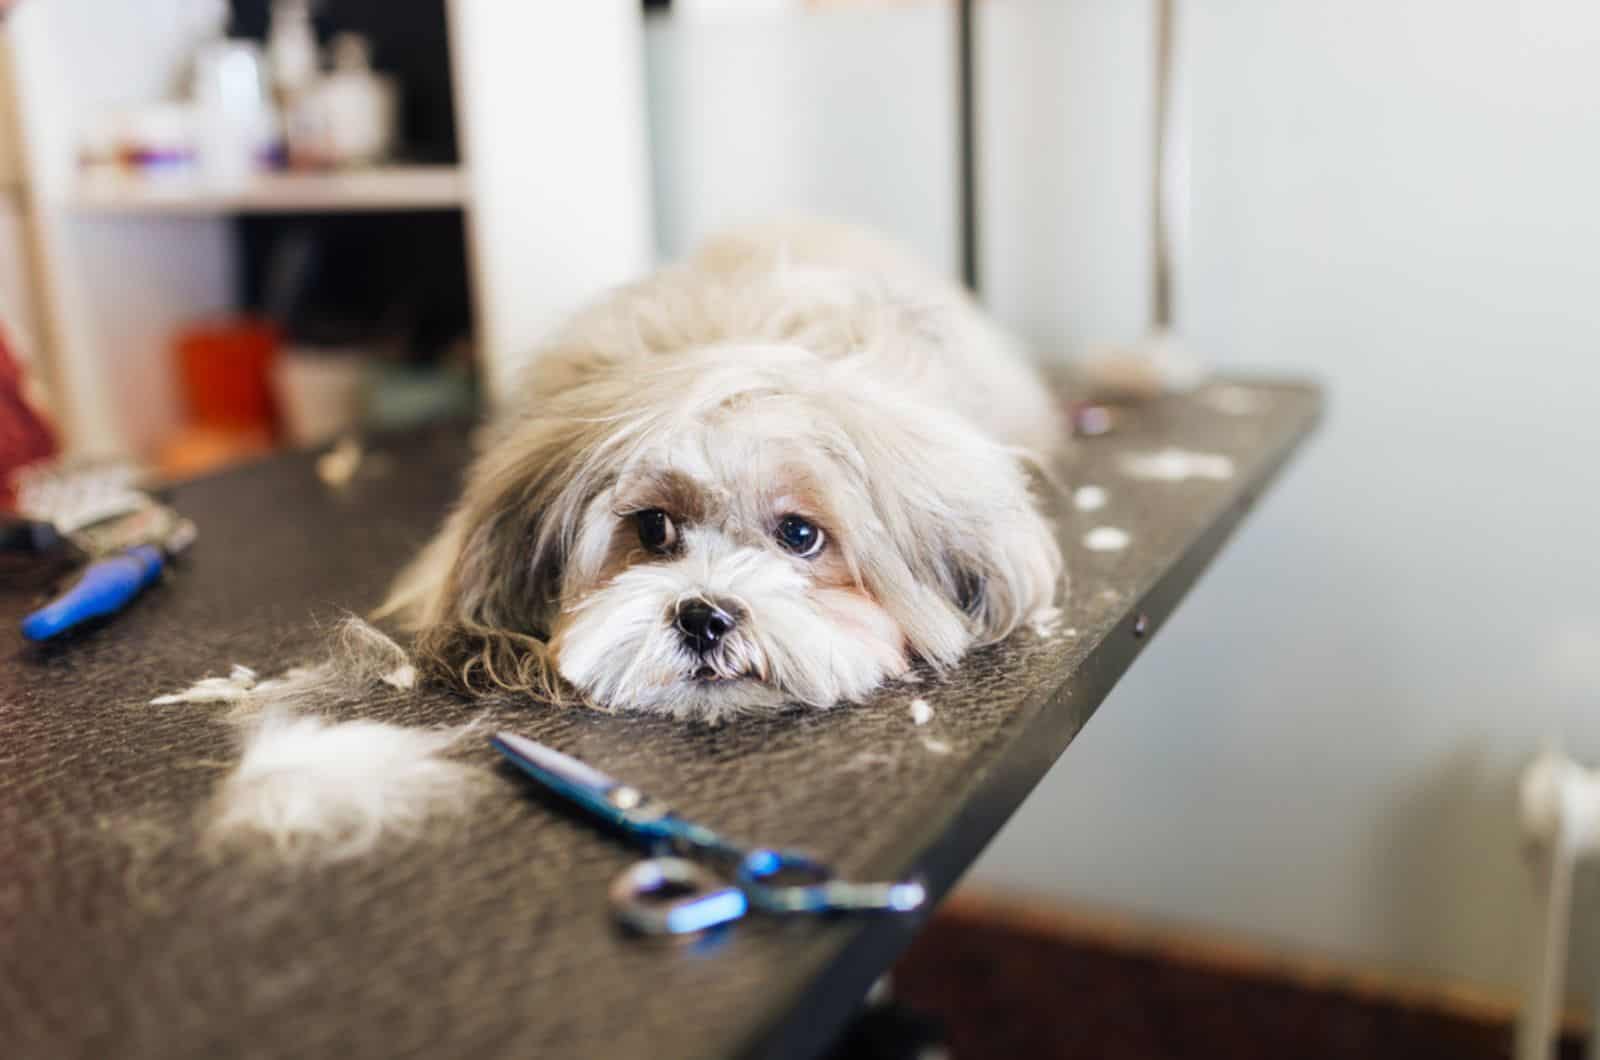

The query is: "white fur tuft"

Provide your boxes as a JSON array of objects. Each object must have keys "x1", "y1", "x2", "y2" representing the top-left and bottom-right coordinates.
[
  {"x1": 209, "y1": 708, "x2": 482, "y2": 863},
  {"x1": 151, "y1": 665, "x2": 259, "y2": 705},
  {"x1": 330, "y1": 615, "x2": 420, "y2": 688},
  {"x1": 1119, "y1": 448, "x2": 1235, "y2": 482},
  {"x1": 1078, "y1": 328, "x2": 1206, "y2": 397}
]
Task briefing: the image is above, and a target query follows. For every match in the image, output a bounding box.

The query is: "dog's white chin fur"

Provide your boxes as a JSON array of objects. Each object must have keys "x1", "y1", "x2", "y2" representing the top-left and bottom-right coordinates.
[{"x1": 381, "y1": 219, "x2": 1067, "y2": 721}]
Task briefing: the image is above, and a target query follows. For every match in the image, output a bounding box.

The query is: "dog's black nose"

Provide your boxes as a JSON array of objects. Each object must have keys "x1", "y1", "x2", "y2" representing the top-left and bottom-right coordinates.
[{"x1": 676, "y1": 600, "x2": 735, "y2": 654}]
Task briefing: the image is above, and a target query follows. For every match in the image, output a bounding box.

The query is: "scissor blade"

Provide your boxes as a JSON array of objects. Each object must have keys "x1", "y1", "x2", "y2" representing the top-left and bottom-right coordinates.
[
  {"x1": 486, "y1": 736, "x2": 617, "y2": 800},
  {"x1": 492, "y1": 731, "x2": 691, "y2": 851}
]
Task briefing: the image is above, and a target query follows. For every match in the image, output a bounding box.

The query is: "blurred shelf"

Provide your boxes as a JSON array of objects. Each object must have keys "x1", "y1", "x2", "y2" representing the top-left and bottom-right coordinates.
[{"x1": 65, "y1": 164, "x2": 468, "y2": 215}]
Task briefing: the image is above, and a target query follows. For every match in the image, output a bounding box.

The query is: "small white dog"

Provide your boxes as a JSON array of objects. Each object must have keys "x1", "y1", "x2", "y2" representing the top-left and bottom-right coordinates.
[{"x1": 381, "y1": 220, "x2": 1066, "y2": 721}]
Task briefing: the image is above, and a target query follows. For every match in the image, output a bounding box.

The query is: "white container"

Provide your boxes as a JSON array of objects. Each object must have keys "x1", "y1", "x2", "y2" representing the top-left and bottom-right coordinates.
[
  {"x1": 320, "y1": 34, "x2": 397, "y2": 167},
  {"x1": 271, "y1": 347, "x2": 369, "y2": 446},
  {"x1": 267, "y1": 0, "x2": 319, "y2": 102},
  {"x1": 287, "y1": 33, "x2": 397, "y2": 168},
  {"x1": 193, "y1": 40, "x2": 275, "y2": 187}
]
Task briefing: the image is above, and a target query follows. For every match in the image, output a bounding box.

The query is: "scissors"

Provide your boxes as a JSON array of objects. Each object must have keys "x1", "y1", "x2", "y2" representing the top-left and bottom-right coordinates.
[{"x1": 490, "y1": 731, "x2": 926, "y2": 936}]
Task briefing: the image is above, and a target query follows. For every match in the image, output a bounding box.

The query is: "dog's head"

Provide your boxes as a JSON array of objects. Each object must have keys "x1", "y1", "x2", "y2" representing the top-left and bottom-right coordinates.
[{"x1": 386, "y1": 345, "x2": 1061, "y2": 720}]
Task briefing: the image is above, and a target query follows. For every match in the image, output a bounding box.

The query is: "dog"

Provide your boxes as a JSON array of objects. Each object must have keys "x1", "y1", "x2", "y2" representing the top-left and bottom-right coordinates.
[{"x1": 380, "y1": 220, "x2": 1067, "y2": 721}]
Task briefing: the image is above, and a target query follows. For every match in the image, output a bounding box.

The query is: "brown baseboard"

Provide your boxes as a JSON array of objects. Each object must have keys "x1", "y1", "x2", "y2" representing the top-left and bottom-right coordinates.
[
  {"x1": 887, "y1": 886, "x2": 1586, "y2": 1060},
  {"x1": 944, "y1": 886, "x2": 1577, "y2": 1032}
]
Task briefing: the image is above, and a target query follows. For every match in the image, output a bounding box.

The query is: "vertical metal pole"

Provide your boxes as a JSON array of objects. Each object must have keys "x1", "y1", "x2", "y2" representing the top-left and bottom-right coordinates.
[
  {"x1": 956, "y1": 0, "x2": 979, "y2": 294},
  {"x1": 1151, "y1": 0, "x2": 1175, "y2": 330}
]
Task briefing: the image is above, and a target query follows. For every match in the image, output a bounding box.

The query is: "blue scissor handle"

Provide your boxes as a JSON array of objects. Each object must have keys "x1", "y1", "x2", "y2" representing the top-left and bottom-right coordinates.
[
  {"x1": 610, "y1": 857, "x2": 749, "y2": 936},
  {"x1": 738, "y1": 848, "x2": 927, "y2": 915},
  {"x1": 21, "y1": 544, "x2": 165, "y2": 641}
]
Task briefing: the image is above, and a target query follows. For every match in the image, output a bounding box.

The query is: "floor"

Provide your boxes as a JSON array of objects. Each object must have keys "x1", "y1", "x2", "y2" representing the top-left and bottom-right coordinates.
[{"x1": 882, "y1": 905, "x2": 1583, "y2": 1060}]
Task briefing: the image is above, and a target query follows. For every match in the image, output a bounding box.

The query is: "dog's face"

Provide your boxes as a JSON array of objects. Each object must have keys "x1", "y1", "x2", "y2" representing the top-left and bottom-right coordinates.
[
  {"x1": 548, "y1": 407, "x2": 915, "y2": 718},
  {"x1": 393, "y1": 345, "x2": 1061, "y2": 721}
]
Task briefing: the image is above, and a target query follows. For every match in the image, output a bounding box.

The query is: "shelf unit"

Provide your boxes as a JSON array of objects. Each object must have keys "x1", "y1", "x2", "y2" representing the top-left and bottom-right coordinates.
[
  {"x1": 2, "y1": 1, "x2": 655, "y2": 458},
  {"x1": 68, "y1": 164, "x2": 470, "y2": 216}
]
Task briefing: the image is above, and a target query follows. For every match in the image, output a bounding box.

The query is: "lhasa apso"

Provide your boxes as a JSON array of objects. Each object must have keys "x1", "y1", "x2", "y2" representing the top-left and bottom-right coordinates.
[{"x1": 381, "y1": 221, "x2": 1066, "y2": 721}]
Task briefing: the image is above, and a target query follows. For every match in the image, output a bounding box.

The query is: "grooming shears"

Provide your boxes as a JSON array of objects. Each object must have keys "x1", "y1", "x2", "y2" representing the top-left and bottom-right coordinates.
[{"x1": 490, "y1": 731, "x2": 926, "y2": 936}]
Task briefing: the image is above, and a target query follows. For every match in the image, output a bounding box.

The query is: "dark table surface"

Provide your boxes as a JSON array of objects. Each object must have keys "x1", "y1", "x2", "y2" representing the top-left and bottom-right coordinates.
[{"x1": 0, "y1": 379, "x2": 1320, "y2": 1060}]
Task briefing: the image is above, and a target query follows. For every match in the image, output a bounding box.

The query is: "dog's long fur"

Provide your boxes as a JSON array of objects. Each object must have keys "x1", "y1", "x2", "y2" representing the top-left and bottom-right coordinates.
[{"x1": 380, "y1": 220, "x2": 1065, "y2": 721}]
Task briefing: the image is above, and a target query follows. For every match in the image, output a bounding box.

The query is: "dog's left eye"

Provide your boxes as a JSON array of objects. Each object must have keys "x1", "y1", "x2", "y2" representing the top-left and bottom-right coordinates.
[
  {"x1": 775, "y1": 514, "x2": 825, "y2": 558},
  {"x1": 635, "y1": 509, "x2": 677, "y2": 553}
]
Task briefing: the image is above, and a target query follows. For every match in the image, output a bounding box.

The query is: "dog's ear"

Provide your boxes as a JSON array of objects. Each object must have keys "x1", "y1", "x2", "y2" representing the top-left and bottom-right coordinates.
[
  {"x1": 377, "y1": 404, "x2": 616, "y2": 697},
  {"x1": 839, "y1": 397, "x2": 1063, "y2": 668},
  {"x1": 932, "y1": 481, "x2": 1062, "y2": 644}
]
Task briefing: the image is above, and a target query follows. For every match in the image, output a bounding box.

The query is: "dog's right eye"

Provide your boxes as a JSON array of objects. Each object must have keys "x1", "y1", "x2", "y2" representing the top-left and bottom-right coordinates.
[{"x1": 635, "y1": 509, "x2": 677, "y2": 553}]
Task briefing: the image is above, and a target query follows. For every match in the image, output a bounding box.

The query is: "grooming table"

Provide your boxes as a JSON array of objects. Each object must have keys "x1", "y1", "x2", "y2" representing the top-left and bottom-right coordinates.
[{"x1": 0, "y1": 380, "x2": 1320, "y2": 1060}]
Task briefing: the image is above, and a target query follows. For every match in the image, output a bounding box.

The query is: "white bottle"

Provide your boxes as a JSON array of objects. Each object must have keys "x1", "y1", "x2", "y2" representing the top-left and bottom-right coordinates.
[
  {"x1": 267, "y1": 0, "x2": 319, "y2": 104},
  {"x1": 314, "y1": 33, "x2": 397, "y2": 168},
  {"x1": 195, "y1": 40, "x2": 272, "y2": 186}
]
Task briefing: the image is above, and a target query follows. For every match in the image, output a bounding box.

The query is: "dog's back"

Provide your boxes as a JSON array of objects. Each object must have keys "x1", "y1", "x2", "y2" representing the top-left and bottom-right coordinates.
[{"x1": 518, "y1": 219, "x2": 1064, "y2": 456}]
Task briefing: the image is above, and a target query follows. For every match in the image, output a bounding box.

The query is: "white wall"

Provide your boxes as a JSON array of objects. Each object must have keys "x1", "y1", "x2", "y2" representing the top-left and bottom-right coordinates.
[
  {"x1": 972, "y1": 0, "x2": 1600, "y2": 1002},
  {"x1": 645, "y1": 1, "x2": 1154, "y2": 343},
  {"x1": 450, "y1": 0, "x2": 655, "y2": 403},
  {"x1": 645, "y1": 0, "x2": 1600, "y2": 1003},
  {"x1": 644, "y1": 6, "x2": 959, "y2": 274},
  {"x1": 979, "y1": 0, "x2": 1154, "y2": 353}
]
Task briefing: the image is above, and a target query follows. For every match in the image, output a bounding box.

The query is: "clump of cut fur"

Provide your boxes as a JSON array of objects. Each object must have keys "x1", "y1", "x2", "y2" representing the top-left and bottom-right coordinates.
[
  {"x1": 150, "y1": 664, "x2": 260, "y2": 705},
  {"x1": 329, "y1": 614, "x2": 419, "y2": 689},
  {"x1": 150, "y1": 617, "x2": 424, "y2": 714},
  {"x1": 152, "y1": 618, "x2": 490, "y2": 864},
  {"x1": 1078, "y1": 328, "x2": 1205, "y2": 398},
  {"x1": 1118, "y1": 448, "x2": 1235, "y2": 482},
  {"x1": 208, "y1": 707, "x2": 483, "y2": 864}
]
